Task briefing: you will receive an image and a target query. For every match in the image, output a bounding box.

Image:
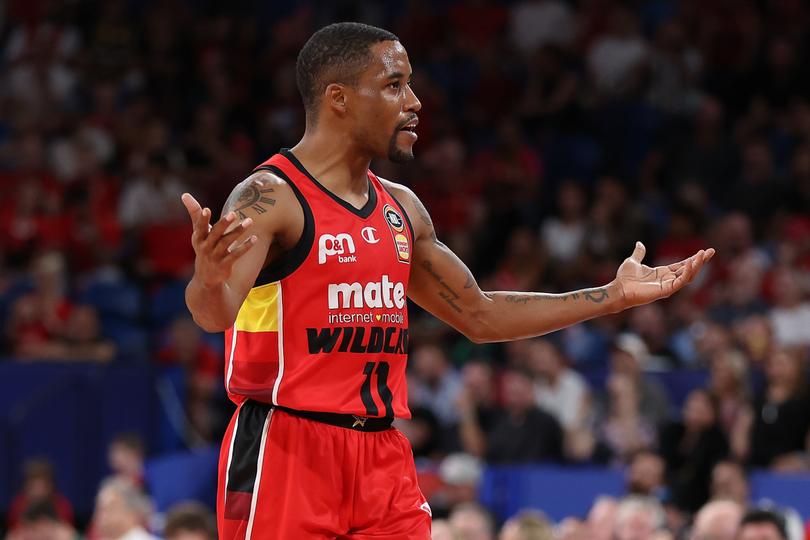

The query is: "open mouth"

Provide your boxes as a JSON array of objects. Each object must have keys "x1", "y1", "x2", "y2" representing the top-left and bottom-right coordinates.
[{"x1": 399, "y1": 117, "x2": 419, "y2": 133}]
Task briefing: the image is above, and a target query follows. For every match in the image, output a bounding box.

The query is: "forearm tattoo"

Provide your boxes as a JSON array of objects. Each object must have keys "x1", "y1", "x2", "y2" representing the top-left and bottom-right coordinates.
[{"x1": 504, "y1": 287, "x2": 609, "y2": 305}]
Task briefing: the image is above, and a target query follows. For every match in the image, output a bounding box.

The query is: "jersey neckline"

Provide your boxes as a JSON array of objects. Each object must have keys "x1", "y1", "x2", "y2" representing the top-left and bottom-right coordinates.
[{"x1": 281, "y1": 148, "x2": 378, "y2": 219}]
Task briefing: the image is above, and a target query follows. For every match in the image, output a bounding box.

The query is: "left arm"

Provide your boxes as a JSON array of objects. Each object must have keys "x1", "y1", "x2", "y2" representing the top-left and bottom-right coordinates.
[{"x1": 385, "y1": 182, "x2": 713, "y2": 343}]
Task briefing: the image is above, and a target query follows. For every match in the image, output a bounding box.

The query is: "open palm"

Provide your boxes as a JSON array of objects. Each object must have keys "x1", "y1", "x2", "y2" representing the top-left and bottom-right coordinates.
[{"x1": 615, "y1": 242, "x2": 715, "y2": 308}]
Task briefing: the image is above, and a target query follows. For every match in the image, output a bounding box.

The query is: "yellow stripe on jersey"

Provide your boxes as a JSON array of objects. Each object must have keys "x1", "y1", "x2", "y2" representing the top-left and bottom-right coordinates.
[{"x1": 234, "y1": 282, "x2": 280, "y2": 332}]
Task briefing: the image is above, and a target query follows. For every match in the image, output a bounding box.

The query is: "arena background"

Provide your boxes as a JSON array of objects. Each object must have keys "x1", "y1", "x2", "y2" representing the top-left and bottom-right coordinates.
[{"x1": 1, "y1": 0, "x2": 810, "y2": 539}]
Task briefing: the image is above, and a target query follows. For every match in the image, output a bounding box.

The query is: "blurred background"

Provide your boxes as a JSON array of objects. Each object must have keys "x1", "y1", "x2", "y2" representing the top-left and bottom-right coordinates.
[{"x1": 1, "y1": 0, "x2": 810, "y2": 539}]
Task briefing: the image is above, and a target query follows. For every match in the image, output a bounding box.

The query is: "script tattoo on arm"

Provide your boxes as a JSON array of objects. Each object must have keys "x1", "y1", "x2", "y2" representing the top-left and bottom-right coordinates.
[
  {"x1": 504, "y1": 287, "x2": 609, "y2": 305},
  {"x1": 225, "y1": 180, "x2": 276, "y2": 220},
  {"x1": 421, "y1": 260, "x2": 463, "y2": 313}
]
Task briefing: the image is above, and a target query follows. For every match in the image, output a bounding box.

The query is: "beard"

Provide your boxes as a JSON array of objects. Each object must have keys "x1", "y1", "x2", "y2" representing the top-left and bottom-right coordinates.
[{"x1": 387, "y1": 130, "x2": 415, "y2": 163}]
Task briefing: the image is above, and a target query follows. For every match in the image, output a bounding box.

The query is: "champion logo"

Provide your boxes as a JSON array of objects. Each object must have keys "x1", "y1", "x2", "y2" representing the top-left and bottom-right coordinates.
[{"x1": 361, "y1": 226, "x2": 380, "y2": 244}]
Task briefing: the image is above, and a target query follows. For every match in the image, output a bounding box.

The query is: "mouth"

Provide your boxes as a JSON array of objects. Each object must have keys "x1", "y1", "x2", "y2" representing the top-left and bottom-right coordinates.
[{"x1": 398, "y1": 117, "x2": 419, "y2": 133}]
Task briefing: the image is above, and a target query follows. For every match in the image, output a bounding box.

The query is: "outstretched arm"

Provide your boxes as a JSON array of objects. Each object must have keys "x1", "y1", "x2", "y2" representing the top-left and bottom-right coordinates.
[
  {"x1": 389, "y1": 183, "x2": 713, "y2": 343},
  {"x1": 183, "y1": 172, "x2": 301, "y2": 332}
]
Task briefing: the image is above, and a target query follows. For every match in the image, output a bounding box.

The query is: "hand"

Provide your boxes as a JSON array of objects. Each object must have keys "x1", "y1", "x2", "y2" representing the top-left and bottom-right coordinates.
[
  {"x1": 614, "y1": 242, "x2": 714, "y2": 309},
  {"x1": 182, "y1": 193, "x2": 257, "y2": 288}
]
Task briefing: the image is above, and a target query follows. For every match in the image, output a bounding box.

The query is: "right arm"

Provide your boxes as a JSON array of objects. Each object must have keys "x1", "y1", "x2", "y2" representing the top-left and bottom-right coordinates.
[{"x1": 183, "y1": 171, "x2": 301, "y2": 332}]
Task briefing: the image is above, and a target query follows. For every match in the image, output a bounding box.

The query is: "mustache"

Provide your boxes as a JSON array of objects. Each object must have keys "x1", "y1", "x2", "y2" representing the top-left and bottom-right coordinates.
[{"x1": 396, "y1": 115, "x2": 419, "y2": 130}]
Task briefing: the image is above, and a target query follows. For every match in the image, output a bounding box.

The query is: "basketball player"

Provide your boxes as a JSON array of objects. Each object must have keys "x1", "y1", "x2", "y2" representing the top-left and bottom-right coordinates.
[{"x1": 182, "y1": 22, "x2": 714, "y2": 540}]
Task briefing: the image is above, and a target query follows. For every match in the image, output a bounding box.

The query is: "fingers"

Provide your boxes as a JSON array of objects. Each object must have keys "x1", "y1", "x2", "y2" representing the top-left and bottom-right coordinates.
[
  {"x1": 182, "y1": 193, "x2": 212, "y2": 244},
  {"x1": 211, "y1": 218, "x2": 255, "y2": 259},
  {"x1": 631, "y1": 241, "x2": 646, "y2": 263},
  {"x1": 220, "y1": 234, "x2": 258, "y2": 266}
]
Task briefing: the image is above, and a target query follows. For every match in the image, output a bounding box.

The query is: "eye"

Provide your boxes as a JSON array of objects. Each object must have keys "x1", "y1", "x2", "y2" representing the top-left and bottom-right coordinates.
[{"x1": 388, "y1": 81, "x2": 401, "y2": 90}]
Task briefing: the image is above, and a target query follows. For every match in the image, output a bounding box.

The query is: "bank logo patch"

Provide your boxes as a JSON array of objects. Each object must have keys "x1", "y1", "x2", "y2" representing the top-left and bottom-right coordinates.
[{"x1": 318, "y1": 233, "x2": 356, "y2": 264}]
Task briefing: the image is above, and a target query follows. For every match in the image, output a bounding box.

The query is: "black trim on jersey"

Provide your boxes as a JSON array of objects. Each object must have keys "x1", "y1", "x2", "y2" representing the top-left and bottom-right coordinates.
[
  {"x1": 251, "y1": 165, "x2": 315, "y2": 286},
  {"x1": 381, "y1": 183, "x2": 416, "y2": 242},
  {"x1": 226, "y1": 400, "x2": 273, "y2": 493},
  {"x1": 281, "y1": 148, "x2": 378, "y2": 219}
]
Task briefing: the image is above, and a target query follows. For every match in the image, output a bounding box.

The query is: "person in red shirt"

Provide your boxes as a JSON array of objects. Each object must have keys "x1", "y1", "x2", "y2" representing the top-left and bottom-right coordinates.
[
  {"x1": 7, "y1": 459, "x2": 74, "y2": 531},
  {"x1": 182, "y1": 22, "x2": 714, "y2": 540}
]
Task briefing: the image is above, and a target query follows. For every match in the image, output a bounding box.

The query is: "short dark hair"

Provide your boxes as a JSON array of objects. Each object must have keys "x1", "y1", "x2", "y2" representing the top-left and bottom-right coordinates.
[
  {"x1": 296, "y1": 22, "x2": 398, "y2": 118},
  {"x1": 21, "y1": 499, "x2": 60, "y2": 524},
  {"x1": 739, "y1": 509, "x2": 788, "y2": 540},
  {"x1": 111, "y1": 432, "x2": 145, "y2": 455},
  {"x1": 164, "y1": 502, "x2": 217, "y2": 540}
]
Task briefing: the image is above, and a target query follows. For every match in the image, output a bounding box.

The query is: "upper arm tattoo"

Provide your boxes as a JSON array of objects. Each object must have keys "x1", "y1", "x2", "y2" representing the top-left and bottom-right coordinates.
[
  {"x1": 410, "y1": 192, "x2": 438, "y2": 242},
  {"x1": 225, "y1": 179, "x2": 277, "y2": 220}
]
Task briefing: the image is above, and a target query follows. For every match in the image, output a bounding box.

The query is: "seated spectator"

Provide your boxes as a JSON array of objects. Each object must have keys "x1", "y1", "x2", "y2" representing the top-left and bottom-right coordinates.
[
  {"x1": 708, "y1": 348, "x2": 750, "y2": 437},
  {"x1": 483, "y1": 367, "x2": 563, "y2": 464},
  {"x1": 107, "y1": 433, "x2": 146, "y2": 489},
  {"x1": 660, "y1": 389, "x2": 729, "y2": 512},
  {"x1": 689, "y1": 500, "x2": 743, "y2": 540},
  {"x1": 746, "y1": 348, "x2": 810, "y2": 469},
  {"x1": 457, "y1": 359, "x2": 501, "y2": 458},
  {"x1": 597, "y1": 373, "x2": 656, "y2": 464},
  {"x1": 738, "y1": 509, "x2": 788, "y2": 540},
  {"x1": 710, "y1": 460, "x2": 750, "y2": 506},
  {"x1": 15, "y1": 304, "x2": 116, "y2": 362},
  {"x1": 610, "y1": 333, "x2": 671, "y2": 429},
  {"x1": 408, "y1": 343, "x2": 462, "y2": 428},
  {"x1": 448, "y1": 502, "x2": 495, "y2": 540},
  {"x1": 768, "y1": 266, "x2": 810, "y2": 348},
  {"x1": 585, "y1": 496, "x2": 618, "y2": 540},
  {"x1": 93, "y1": 478, "x2": 157, "y2": 540},
  {"x1": 7, "y1": 459, "x2": 74, "y2": 530},
  {"x1": 157, "y1": 317, "x2": 221, "y2": 441},
  {"x1": 625, "y1": 450, "x2": 665, "y2": 498},
  {"x1": 430, "y1": 519, "x2": 454, "y2": 540},
  {"x1": 429, "y1": 453, "x2": 483, "y2": 519},
  {"x1": 530, "y1": 337, "x2": 595, "y2": 461},
  {"x1": 613, "y1": 496, "x2": 666, "y2": 540},
  {"x1": 163, "y1": 501, "x2": 216, "y2": 540},
  {"x1": 499, "y1": 509, "x2": 553, "y2": 540},
  {"x1": 5, "y1": 499, "x2": 81, "y2": 540}
]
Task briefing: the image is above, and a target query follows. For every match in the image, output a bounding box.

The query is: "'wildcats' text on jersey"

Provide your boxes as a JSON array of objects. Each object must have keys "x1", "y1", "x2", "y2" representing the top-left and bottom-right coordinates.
[{"x1": 224, "y1": 149, "x2": 414, "y2": 419}]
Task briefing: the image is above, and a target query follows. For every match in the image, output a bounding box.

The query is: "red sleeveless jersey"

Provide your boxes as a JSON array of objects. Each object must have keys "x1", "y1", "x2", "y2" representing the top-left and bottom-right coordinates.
[{"x1": 223, "y1": 150, "x2": 414, "y2": 419}]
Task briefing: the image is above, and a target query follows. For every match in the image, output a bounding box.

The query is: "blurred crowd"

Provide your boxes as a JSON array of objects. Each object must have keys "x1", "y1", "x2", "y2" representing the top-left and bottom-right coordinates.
[{"x1": 2, "y1": 0, "x2": 810, "y2": 538}]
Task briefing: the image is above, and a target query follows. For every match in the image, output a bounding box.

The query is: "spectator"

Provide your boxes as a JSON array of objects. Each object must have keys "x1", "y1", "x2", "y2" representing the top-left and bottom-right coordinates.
[
  {"x1": 708, "y1": 348, "x2": 750, "y2": 437},
  {"x1": 587, "y1": 5, "x2": 648, "y2": 99},
  {"x1": 163, "y1": 502, "x2": 216, "y2": 540},
  {"x1": 92, "y1": 478, "x2": 157, "y2": 540},
  {"x1": 409, "y1": 343, "x2": 463, "y2": 428},
  {"x1": 738, "y1": 510, "x2": 788, "y2": 540},
  {"x1": 690, "y1": 500, "x2": 743, "y2": 540},
  {"x1": 528, "y1": 338, "x2": 590, "y2": 433},
  {"x1": 598, "y1": 372, "x2": 656, "y2": 463},
  {"x1": 768, "y1": 266, "x2": 810, "y2": 348},
  {"x1": 659, "y1": 389, "x2": 729, "y2": 512},
  {"x1": 483, "y1": 367, "x2": 563, "y2": 464},
  {"x1": 710, "y1": 460, "x2": 750, "y2": 506},
  {"x1": 499, "y1": 510, "x2": 553, "y2": 540},
  {"x1": 610, "y1": 333, "x2": 671, "y2": 428},
  {"x1": 431, "y1": 519, "x2": 455, "y2": 540},
  {"x1": 5, "y1": 499, "x2": 81, "y2": 540},
  {"x1": 585, "y1": 496, "x2": 618, "y2": 540},
  {"x1": 457, "y1": 359, "x2": 501, "y2": 459},
  {"x1": 448, "y1": 502, "x2": 495, "y2": 540},
  {"x1": 7, "y1": 459, "x2": 74, "y2": 531},
  {"x1": 625, "y1": 450, "x2": 666, "y2": 498},
  {"x1": 746, "y1": 348, "x2": 810, "y2": 469},
  {"x1": 107, "y1": 434, "x2": 146, "y2": 489},
  {"x1": 430, "y1": 453, "x2": 483, "y2": 518},
  {"x1": 613, "y1": 496, "x2": 666, "y2": 540}
]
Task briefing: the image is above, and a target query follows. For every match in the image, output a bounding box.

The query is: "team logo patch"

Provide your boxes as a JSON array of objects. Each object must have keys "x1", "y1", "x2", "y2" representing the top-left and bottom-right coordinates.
[
  {"x1": 395, "y1": 234, "x2": 410, "y2": 261},
  {"x1": 384, "y1": 205, "x2": 405, "y2": 233}
]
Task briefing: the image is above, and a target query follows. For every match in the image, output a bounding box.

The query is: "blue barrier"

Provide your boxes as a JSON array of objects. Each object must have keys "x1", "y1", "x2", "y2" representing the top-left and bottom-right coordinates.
[{"x1": 144, "y1": 446, "x2": 219, "y2": 512}]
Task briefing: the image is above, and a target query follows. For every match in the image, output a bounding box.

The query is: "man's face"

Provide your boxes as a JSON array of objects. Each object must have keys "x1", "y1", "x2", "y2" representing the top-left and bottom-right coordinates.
[
  {"x1": 349, "y1": 40, "x2": 421, "y2": 163},
  {"x1": 738, "y1": 523, "x2": 784, "y2": 540}
]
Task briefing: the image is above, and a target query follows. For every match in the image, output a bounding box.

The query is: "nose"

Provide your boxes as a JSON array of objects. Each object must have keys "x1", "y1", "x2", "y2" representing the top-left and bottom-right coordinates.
[{"x1": 404, "y1": 84, "x2": 421, "y2": 113}]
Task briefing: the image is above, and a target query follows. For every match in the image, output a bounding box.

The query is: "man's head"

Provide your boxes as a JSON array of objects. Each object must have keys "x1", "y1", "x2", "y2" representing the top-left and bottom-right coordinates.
[
  {"x1": 93, "y1": 478, "x2": 153, "y2": 540},
  {"x1": 527, "y1": 339, "x2": 566, "y2": 382},
  {"x1": 690, "y1": 499, "x2": 744, "y2": 540},
  {"x1": 613, "y1": 496, "x2": 666, "y2": 540},
  {"x1": 296, "y1": 22, "x2": 421, "y2": 162},
  {"x1": 448, "y1": 502, "x2": 495, "y2": 540},
  {"x1": 737, "y1": 510, "x2": 788, "y2": 540},
  {"x1": 108, "y1": 432, "x2": 145, "y2": 479},
  {"x1": 711, "y1": 461, "x2": 749, "y2": 505},
  {"x1": 501, "y1": 367, "x2": 537, "y2": 414},
  {"x1": 626, "y1": 450, "x2": 665, "y2": 496},
  {"x1": 163, "y1": 502, "x2": 217, "y2": 540}
]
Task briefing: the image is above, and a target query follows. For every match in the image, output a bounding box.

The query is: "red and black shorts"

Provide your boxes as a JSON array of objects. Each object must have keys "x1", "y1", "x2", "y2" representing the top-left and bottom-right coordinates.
[{"x1": 217, "y1": 401, "x2": 431, "y2": 539}]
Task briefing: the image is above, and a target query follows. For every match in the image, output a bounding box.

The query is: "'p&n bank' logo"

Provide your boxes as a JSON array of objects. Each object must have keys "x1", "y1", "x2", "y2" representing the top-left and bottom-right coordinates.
[{"x1": 318, "y1": 233, "x2": 356, "y2": 264}]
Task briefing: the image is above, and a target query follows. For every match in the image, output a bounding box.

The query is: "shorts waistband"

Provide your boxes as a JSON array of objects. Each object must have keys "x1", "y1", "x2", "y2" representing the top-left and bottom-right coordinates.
[{"x1": 273, "y1": 405, "x2": 394, "y2": 432}]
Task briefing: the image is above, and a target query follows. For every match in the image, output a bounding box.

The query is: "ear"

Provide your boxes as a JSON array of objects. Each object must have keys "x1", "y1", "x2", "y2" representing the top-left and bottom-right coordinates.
[{"x1": 324, "y1": 83, "x2": 348, "y2": 116}]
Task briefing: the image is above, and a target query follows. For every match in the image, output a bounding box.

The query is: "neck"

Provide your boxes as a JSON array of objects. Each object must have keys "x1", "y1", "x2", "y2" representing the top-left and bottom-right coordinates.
[{"x1": 290, "y1": 128, "x2": 373, "y2": 194}]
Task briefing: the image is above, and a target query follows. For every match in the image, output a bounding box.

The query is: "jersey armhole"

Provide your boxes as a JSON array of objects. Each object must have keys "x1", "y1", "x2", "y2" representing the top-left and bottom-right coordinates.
[{"x1": 251, "y1": 165, "x2": 315, "y2": 286}]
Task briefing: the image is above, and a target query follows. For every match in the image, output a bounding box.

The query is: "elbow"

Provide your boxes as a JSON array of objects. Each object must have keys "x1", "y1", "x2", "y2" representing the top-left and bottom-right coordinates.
[
  {"x1": 190, "y1": 312, "x2": 233, "y2": 334},
  {"x1": 459, "y1": 308, "x2": 499, "y2": 344}
]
